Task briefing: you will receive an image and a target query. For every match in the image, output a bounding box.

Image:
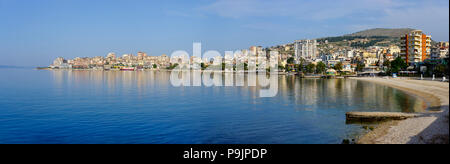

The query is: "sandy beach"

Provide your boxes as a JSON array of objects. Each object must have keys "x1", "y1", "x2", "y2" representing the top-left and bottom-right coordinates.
[{"x1": 352, "y1": 77, "x2": 449, "y2": 144}]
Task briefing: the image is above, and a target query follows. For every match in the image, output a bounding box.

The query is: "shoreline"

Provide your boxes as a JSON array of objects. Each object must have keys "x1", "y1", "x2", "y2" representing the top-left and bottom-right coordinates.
[{"x1": 351, "y1": 77, "x2": 449, "y2": 144}]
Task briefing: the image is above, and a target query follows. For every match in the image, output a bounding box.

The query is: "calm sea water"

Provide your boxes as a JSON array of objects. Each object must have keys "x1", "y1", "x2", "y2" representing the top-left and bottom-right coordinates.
[{"x1": 0, "y1": 68, "x2": 427, "y2": 144}]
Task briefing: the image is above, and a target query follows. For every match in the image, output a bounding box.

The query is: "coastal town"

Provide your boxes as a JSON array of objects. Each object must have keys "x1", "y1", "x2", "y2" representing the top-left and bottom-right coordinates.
[
  {"x1": 46, "y1": 28, "x2": 449, "y2": 78},
  {"x1": 41, "y1": 28, "x2": 450, "y2": 144},
  {"x1": 3, "y1": 0, "x2": 450, "y2": 148}
]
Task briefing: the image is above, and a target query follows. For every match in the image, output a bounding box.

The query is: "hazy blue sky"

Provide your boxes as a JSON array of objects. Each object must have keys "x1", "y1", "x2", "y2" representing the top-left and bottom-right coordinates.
[{"x1": 1, "y1": 0, "x2": 449, "y2": 66}]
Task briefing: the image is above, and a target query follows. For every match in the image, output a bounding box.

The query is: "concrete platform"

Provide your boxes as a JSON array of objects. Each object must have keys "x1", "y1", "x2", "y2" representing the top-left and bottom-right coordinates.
[{"x1": 346, "y1": 112, "x2": 420, "y2": 123}]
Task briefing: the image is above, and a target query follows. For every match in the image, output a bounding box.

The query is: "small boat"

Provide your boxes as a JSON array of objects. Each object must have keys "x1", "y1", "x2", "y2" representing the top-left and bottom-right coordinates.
[{"x1": 120, "y1": 67, "x2": 135, "y2": 71}]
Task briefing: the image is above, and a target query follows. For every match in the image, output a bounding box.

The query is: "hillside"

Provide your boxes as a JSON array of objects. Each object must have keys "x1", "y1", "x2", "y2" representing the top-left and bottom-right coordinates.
[
  {"x1": 345, "y1": 28, "x2": 415, "y2": 38},
  {"x1": 316, "y1": 28, "x2": 416, "y2": 48}
]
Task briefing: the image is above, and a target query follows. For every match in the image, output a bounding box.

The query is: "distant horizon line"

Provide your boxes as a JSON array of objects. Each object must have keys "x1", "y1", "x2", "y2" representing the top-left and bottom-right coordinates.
[{"x1": 0, "y1": 65, "x2": 36, "y2": 68}]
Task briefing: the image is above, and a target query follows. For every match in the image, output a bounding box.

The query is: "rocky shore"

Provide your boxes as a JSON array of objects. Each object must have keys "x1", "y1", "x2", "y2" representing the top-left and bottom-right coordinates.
[{"x1": 352, "y1": 77, "x2": 449, "y2": 144}]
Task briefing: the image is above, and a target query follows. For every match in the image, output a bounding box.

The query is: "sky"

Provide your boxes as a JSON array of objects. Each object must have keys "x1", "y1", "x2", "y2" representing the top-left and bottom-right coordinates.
[{"x1": 0, "y1": 0, "x2": 449, "y2": 67}]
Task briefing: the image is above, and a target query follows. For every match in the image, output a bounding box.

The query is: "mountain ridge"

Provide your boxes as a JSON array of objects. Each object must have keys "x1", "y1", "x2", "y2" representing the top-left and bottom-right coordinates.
[
  {"x1": 315, "y1": 28, "x2": 417, "y2": 48},
  {"x1": 344, "y1": 28, "x2": 416, "y2": 38}
]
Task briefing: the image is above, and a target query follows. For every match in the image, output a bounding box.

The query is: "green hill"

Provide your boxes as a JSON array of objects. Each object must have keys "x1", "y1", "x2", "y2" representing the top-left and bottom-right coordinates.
[
  {"x1": 345, "y1": 28, "x2": 416, "y2": 38},
  {"x1": 317, "y1": 28, "x2": 416, "y2": 48}
]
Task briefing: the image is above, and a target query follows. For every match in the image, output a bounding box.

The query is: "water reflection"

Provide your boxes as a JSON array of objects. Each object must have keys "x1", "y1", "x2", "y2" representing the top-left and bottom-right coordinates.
[
  {"x1": 277, "y1": 78, "x2": 426, "y2": 113},
  {"x1": 51, "y1": 70, "x2": 427, "y2": 113},
  {"x1": 0, "y1": 69, "x2": 430, "y2": 144}
]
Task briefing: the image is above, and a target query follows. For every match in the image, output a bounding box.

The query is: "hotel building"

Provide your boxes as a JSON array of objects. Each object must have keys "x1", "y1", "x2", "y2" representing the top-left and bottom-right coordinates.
[{"x1": 400, "y1": 30, "x2": 431, "y2": 66}]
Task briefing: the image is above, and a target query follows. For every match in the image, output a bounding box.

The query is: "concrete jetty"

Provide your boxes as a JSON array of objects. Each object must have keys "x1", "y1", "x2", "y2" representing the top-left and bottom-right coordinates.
[{"x1": 346, "y1": 112, "x2": 420, "y2": 123}]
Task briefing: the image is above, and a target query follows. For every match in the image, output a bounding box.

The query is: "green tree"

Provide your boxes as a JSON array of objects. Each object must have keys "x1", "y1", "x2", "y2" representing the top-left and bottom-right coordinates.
[
  {"x1": 200, "y1": 63, "x2": 207, "y2": 70},
  {"x1": 278, "y1": 65, "x2": 285, "y2": 71},
  {"x1": 294, "y1": 64, "x2": 300, "y2": 72},
  {"x1": 356, "y1": 63, "x2": 365, "y2": 72},
  {"x1": 152, "y1": 64, "x2": 157, "y2": 69},
  {"x1": 316, "y1": 61, "x2": 327, "y2": 74},
  {"x1": 390, "y1": 57, "x2": 407, "y2": 73},
  {"x1": 299, "y1": 58, "x2": 305, "y2": 72},
  {"x1": 167, "y1": 63, "x2": 179, "y2": 70},
  {"x1": 434, "y1": 64, "x2": 446, "y2": 76},
  {"x1": 306, "y1": 63, "x2": 315, "y2": 73},
  {"x1": 222, "y1": 63, "x2": 226, "y2": 71},
  {"x1": 382, "y1": 60, "x2": 392, "y2": 75},
  {"x1": 287, "y1": 57, "x2": 295, "y2": 64},
  {"x1": 333, "y1": 62, "x2": 343, "y2": 72},
  {"x1": 284, "y1": 64, "x2": 290, "y2": 72},
  {"x1": 383, "y1": 60, "x2": 391, "y2": 68},
  {"x1": 445, "y1": 58, "x2": 450, "y2": 73}
]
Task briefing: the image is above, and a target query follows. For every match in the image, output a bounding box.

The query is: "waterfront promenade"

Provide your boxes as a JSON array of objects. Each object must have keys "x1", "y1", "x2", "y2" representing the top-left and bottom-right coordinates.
[{"x1": 353, "y1": 77, "x2": 449, "y2": 144}]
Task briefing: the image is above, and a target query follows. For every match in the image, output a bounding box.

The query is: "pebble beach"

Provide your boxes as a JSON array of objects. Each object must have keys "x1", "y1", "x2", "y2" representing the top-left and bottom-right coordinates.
[{"x1": 353, "y1": 77, "x2": 449, "y2": 144}]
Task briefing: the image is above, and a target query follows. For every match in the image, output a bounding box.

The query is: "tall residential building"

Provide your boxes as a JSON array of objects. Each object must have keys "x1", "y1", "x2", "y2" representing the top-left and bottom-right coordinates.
[
  {"x1": 294, "y1": 39, "x2": 317, "y2": 63},
  {"x1": 137, "y1": 52, "x2": 147, "y2": 60},
  {"x1": 400, "y1": 30, "x2": 431, "y2": 66}
]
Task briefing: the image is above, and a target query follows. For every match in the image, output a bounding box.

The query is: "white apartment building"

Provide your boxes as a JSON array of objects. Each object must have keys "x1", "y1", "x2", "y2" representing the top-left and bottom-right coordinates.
[{"x1": 294, "y1": 39, "x2": 318, "y2": 63}]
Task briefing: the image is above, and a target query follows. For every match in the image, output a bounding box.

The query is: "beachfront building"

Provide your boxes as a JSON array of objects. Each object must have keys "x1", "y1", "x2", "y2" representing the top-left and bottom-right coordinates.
[
  {"x1": 431, "y1": 47, "x2": 449, "y2": 59},
  {"x1": 364, "y1": 58, "x2": 379, "y2": 67},
  {"x1": 294, "y1": 39, "x2": 318, "y2": 63},
  {"x1": 400, "y1": 30, "x2": 432, "y2": 66},
  {"x1": 388, "y1": 45, "x2": 401, "y2": 57},
  {"x1": 431, "y1": 42, "x2": 449, "y2": 59}
]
